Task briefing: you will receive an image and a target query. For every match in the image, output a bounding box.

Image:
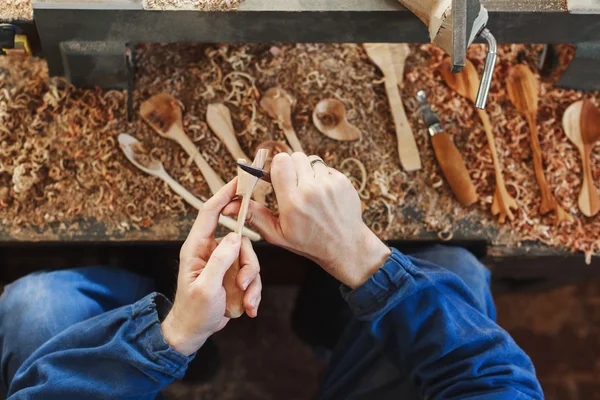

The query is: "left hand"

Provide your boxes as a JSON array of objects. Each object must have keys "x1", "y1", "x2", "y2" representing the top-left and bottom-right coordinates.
[{"x1": 161, "y1": 179, "x2": 263, "y2": 356}]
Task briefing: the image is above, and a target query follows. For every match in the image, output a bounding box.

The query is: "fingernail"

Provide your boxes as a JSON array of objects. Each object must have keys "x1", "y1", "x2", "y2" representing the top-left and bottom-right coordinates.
[
  {"x1": 250, "y1": 297, "x2": 257, "y2": 308},
  {"x1": 243, "y1": 278, "x2": 252, "y2": 290}
]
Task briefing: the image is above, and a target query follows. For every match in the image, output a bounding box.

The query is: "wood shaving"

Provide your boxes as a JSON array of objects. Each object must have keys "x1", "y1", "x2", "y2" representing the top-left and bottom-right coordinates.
[
  {"x1": 0, "y1": 0, "x2": 32, "y2": 21},
  {"x1": 0, "y1": 42, "x2": 599, "y2": 263},
  {"x1": 143, "y1": 0, "x2": 242, "y2": 11}
]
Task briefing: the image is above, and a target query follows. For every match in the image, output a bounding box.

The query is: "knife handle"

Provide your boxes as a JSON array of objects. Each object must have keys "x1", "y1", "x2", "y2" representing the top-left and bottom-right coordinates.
[{"x1": 431, "y1": 132, "x2": 478, "y2": 206}]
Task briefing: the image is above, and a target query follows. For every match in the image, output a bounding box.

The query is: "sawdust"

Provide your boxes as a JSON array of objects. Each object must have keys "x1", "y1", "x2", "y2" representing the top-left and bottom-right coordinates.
[
  {"x1": 0, "y1": 43, "x2": 599, "y2": 262},
  {"x1": 143, "y1": 0, "x2": 242, "y2": 11},
  {"x1": 0, "y1": 0, "x2": 33, "y2": 21}
]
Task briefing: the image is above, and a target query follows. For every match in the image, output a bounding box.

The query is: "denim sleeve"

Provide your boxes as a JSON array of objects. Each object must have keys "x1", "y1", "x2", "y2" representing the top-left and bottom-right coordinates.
[
  {"x1": 7, "y1": 293, "x2": 193, "y2": 400},
  {"x1": 340, "y1": 249, "x2": 543, "y2": 400}
]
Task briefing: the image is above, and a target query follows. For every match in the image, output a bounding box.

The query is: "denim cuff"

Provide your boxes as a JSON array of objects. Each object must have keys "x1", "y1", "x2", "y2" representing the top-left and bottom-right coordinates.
[
  {"x1": 131, "y1": 293, "x2": 195, "y2": 379},
  {"x1": 340, "y1": 248, "x2": 417, "y2": 320}
]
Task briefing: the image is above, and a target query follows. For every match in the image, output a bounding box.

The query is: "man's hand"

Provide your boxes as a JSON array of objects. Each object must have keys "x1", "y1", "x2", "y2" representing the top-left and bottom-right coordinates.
[
  {"x1": 223, "y1": 153, "x2": 391, "y2": 289},
  {"x1": 161, "y1": 179, "x2": 262, "y2": 356}
]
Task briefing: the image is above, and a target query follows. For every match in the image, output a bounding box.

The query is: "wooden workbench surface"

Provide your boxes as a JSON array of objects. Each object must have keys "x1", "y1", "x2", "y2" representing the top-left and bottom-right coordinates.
[{"x1": 1, "y1": 42, "x2": 599, "y2": 265}]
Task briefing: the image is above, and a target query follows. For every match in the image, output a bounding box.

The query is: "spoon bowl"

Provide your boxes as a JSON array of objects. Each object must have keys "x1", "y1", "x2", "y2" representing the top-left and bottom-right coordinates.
[
  {"x1": 313, "y1": 99, "x2": 361, "y2": 141},
  {"x1": 118, "y1": 134, "x2": 165, "y2": 176}
]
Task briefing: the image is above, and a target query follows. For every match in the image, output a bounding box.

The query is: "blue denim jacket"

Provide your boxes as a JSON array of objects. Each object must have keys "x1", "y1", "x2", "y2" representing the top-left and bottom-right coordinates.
[{"x1": 5, "y1": 249, "x2": 543, "y2": 399}]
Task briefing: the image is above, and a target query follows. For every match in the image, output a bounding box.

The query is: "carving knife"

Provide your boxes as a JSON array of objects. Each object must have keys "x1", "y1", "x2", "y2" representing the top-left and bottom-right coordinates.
[{"x1": 416, "y1": 90, "x2": 478, "y2": 206}]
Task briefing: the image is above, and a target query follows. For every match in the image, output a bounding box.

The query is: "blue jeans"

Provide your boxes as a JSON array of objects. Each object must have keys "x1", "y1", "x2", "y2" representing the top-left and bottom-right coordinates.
[{"x1": 0, "y1": 245, "x2": 493, "y2": 398}]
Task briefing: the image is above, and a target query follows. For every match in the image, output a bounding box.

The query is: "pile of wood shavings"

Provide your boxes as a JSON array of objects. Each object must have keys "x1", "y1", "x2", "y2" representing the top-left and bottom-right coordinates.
[
  {"x1": 1, "y1": 43, "x2": 599, "y2": 262},
  {"x1": 143, "y1": 0, "x2": 242, "y2": 11},
  {"x1": 0, "y1": 0, "x2": 33, "y2": 21}
]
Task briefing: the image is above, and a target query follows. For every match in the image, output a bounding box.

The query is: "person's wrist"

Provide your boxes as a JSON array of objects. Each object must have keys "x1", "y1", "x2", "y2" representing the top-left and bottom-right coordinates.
[
  {"x1": 161, "y1": 311, "x2": 209, "y2": 357},
  {"x1": 344, "y1": 226, "x2": 391, "y2": 289}
]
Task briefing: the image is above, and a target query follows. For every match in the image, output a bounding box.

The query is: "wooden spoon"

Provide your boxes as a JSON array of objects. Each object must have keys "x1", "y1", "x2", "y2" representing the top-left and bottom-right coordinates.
[
  {"x1": 224, "y1": 149, "x2": 269, "y2": 318},
  {"x1": 507, "y1": 64, "x2": 572, "y2": 224},
  {"x1": 207, "y1": 103, "x2": 250, "y2": 161},
  {"x1": 118, "y1": 134, "x2": 260, "y2": 241},
  {"x1": 364, "y1": 43, "x2": 422, "y2": 171},
  {"x1": 312, "y1": 99, "x2": 361, "y2": 141},
  {"x1": 260, "y1": 88, "x2": 304, "y2": 152},
  {"x1": 563, "y1": 100, "x2": 600, "y2": 217},
  {"x1": 140, "y1": 93, "x2": 225, "y2": 196},
  {"x1": 253, "y1": 141, "x2": 292, "y2": 204},
  {"x1": 439, "y1": 58, "x2": 518, "y2": 223}
]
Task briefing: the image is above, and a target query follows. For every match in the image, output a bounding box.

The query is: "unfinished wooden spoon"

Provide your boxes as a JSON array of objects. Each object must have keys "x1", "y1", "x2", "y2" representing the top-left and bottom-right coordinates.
[
  {"x1": 118, "y1": 134, "x2": 260, "y2": 241},
  {"x1": 312, "y1": 99, "x2": 361, "y2": 141},
  {"x1": 207, "y1": 103, "x2": 250, "y2": 161},
  {"x1": 439, "y1": 58, "x2": 518, "y2": 223},
  {"x1": 224, "y1": 149, "x2": 269, "y2": 318},
  {"x1": 253, "y1": 141, "x2": 292, "y2": 204},
  {"x1": 260, "y1": 88, "x2": 304, "y2": 152},
  {"x1": 364, "y1": 43, "x2": 422, "y2": 171},
  {"x1": 140, "y1": 93, "x2": 225, "y2": 195},
  {"x1": 507, "y1": 64, "x2": 572, "y2": 224},
  {"x1": 563, "y1": 100, "x2": 600, "y2": 217}
]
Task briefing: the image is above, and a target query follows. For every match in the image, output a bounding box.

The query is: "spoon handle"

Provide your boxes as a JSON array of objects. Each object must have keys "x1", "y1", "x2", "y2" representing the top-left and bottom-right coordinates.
[
  {"x1": 161, "y1": 172, "x2": 261, "y2": 241},
  {"x1": 580, "y1": 145, "x2": 600, "y2": 217},
  {"x1": 384, "y1": 79, "x2": 422, "y2": 171},
  {"x1": 174, "y1": 127, "x2": 226, "y2": 195},
  {"x1": 283, "y1": 127, "x2": 304, "y2": 153}
]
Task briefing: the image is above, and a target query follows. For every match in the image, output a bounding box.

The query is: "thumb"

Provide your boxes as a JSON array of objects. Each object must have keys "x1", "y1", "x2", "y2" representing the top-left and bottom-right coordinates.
[
  {"x1": 198, "y1": 233, "x2": 241, "y2": 287},
  {"x1": 222, "y1": 200, "x2": 285, "y2": 246}
]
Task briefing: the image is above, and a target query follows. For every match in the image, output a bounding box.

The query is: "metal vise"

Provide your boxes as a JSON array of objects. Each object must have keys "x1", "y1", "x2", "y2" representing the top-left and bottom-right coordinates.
[{"x1": 451, "y1": 0, "x2": 497, "y2": 109}]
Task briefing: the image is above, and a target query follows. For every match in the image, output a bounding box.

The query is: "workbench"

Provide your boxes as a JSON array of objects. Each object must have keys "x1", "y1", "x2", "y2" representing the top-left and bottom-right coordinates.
[{"x1": 2, "y1": 1, "x2": 600, "y2": 291}]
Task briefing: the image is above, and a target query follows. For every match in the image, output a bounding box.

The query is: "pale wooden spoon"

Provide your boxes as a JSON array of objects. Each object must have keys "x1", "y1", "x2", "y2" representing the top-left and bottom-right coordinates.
[
  {"x1": 313, "y1": 99, "x2": 361, "y2": 141},
  {"x1": 140, "y1": 93, "x2": 225, "y2": 195},
  {"x1": 506, "y1": 64, "x2": 572, "y2": 224},
  {"x1": 260, "y1": 87, "x2": 304, "y2": 152},
  {"x1": 364, "y1": 43, "x2": 422, "y2": 172},
  {"x1": 207, "y1": 103, "x2": 250, "y2": 161},
  {"x1": 439, "y1": 58, "x2": 518, "y2": 223},
  {"x1": 118, "y1": 133, "x2": 260, "y2": 241},
  {"x1": 563, "y1": 100, "x2": 600, "y2": 217}
]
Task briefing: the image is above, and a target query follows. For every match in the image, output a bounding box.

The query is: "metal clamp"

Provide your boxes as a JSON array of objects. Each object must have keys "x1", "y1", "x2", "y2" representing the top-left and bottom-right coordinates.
[{"x1": 475, "y1": 28, "x2": 497, "y2": 109}]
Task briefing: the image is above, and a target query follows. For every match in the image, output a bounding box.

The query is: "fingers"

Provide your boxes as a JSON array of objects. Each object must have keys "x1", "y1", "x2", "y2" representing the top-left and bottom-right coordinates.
[
  {"x1": 244, "y1": 276, "x2": 262, "y2": 318},
  {"x1": 182, "y1": 178, "x2": 239, "y2": 255},
  {"x1": 222, "y1": 197, "x2": 285, "y2": 246},
  {"x1": 291, "y1": 152, "x2": 314, "y2": 183},
  {"x1": 197, "y1": 232, "x2": 241, "y2": 287},
  {"x1": 271, "y1": 153, "x2": 297, "y2": 203},
  {"x1": 237, "y1": 237, "x2": 260, "y2": 291},
  {"x1": 307, "y1": 155, "x2": 330, "y2": 180},
  {"x1": 237, "y1": 237, "x2": 262, "y2": 318}
]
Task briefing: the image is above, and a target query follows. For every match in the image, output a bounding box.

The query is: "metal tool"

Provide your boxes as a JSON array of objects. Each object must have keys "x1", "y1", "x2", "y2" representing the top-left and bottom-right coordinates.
[
  {"x1": 451, "y1": 0, "x2": 497, "y2": 109},
  {"x1": 236, "y1": 162, "x2": 272, "y2": 184}
]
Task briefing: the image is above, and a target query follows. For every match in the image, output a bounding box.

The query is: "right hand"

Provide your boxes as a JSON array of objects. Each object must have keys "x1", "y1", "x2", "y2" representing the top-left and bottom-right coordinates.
[{"x1": 223, "y1": 153, "x2": 391, "y2": 289}]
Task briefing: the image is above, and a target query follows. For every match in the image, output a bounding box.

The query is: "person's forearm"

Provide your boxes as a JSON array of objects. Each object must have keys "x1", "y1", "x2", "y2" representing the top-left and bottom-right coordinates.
[
  {"x1": 340, "y1": 249, "x2": 543, "y2": 399},
  {"x1": 8, "y1": 293, "x2": 193, "y2": 399}
]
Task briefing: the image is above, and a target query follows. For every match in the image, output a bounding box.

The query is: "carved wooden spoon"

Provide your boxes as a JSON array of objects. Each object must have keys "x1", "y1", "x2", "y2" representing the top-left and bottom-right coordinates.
[
  {"x1": 507, "y1": 64, "x2": 572, "y2": 224},
  {"x1": 563, "y1": 100, "x2": 600, "y2": 217},
  {"x1": 313, "y1": 99, "x2": 361, "y2": 141},
  {"x1": 206, "y1": 103, "x2": 250, "y2": 161},
  {"x1": 364, "y1": 43, "x2": 422, "y2": 171},
  {"x1": 118, "y1": 134, "x2": 260, "y2": 241},
  {"x1": 439, "y1": 58, "x2": 518, "y2": 223},
  {"x1": 140, "y1": 93, "x2": 225, "y2": 195},
  {"x1": 260, "y1": 87, "x2": 304, "y2": 152}
]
